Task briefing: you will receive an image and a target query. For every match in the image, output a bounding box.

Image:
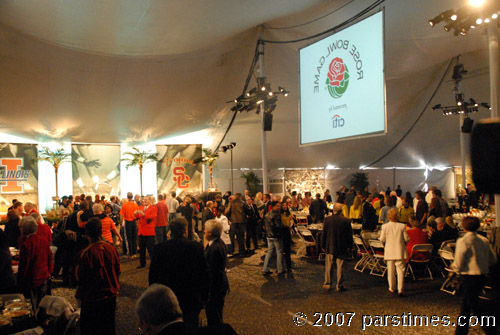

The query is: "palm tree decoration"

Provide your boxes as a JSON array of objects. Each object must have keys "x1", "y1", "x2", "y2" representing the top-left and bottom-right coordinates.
[
  {"x1": 122, "y1": 147, "x2": 158, "y2": 197},
  {"x1": 200, "y1": 148, "x2": 219, "y2": 188},
  {"x1": 35, "y1": 147, "x2": 72, "y2": 199}
]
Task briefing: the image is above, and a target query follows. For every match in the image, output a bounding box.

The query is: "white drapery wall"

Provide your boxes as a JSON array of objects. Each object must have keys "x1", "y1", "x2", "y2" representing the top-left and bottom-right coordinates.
[{"x1": 213, "y1": 167, "x2": 455, "y2": 199}]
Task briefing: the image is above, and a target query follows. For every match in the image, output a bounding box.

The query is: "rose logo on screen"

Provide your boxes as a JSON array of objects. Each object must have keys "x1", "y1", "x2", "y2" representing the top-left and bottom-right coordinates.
[{"x1": 326, "y1": 57, "x2": 349, "y2": 99}]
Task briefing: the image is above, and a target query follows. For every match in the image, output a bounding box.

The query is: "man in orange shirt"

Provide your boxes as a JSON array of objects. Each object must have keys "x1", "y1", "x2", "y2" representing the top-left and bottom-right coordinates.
[
  {"x1": 136, "y1": 195, "x2": 157, "y2": 268},
  {"x1": 120, "y1": 192, "x2": 139, "y2": 258}
]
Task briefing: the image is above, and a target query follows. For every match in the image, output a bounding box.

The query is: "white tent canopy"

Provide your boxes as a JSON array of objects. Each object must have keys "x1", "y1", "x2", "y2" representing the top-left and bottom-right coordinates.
[{"x1": 0, "y1": 0, "x2": 497, "y2": 174}]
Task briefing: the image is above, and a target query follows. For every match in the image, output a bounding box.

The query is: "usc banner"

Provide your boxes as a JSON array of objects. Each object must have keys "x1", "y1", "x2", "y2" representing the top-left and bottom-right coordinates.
[
  {"x1": 156, "y1": 145, "x2": 202, "y2": 197},
  {"x1": 0, "y1": 143, "x2": 39, "y2": 208}
]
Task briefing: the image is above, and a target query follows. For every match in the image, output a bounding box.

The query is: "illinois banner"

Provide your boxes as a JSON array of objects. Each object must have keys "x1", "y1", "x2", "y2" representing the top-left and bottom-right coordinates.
[
  {"x1": 0, "y1": 143, "x2": 39, "y2": 209},
  {"x1": 156, "y1": 145, "x2": 202, "y2": 196},
  {"x1": 72, "y1": 144, "x2": 121, "y2": 197}
]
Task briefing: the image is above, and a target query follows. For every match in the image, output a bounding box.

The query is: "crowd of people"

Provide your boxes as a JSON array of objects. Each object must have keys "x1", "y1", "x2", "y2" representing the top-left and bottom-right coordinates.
[{"x1": 0, "y1": 183, "x2": 498, "y2": 334}]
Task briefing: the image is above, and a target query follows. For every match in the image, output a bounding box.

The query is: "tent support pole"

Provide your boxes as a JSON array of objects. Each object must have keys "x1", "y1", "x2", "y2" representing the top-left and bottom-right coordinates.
[
  {"x1": 459, "y1": 114, "x2": 466, "y2": 193},
  {"x1": 488, "y1": 23, "x2": 500, "y2": 226},
  {"x1": 258, "y1": 37, "x2": 269, "y2": 194}
]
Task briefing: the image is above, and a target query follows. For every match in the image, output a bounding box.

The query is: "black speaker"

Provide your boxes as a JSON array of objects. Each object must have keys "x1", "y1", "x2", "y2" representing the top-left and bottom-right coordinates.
[
  {"x1": 461, "y1": 117, "x2": 474, "y2": 133},
  {"x1": 471, "y1": 120, "x2": 500, "y2": 193},
  {"x1": 263, "y1": 112, "x2": 273, "y2": 131}
]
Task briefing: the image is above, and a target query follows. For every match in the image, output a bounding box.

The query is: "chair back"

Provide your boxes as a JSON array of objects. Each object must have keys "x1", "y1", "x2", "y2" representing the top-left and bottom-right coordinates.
[
  {"x1": 410, "y1": 243, "x2": 433, "y2": 260},
  {"x1": 369, "y1": 239, "x2": 385, "y2": 256},
  {"x1": 297, "y1": 226, "x2": 315, "y2": 243},
  {"x1": 439, "y1": 239, "x2": 454, "y2": 249},
  {"x1": 296, "y1": 215, "x2": 308, "y2": 226},
  {"x1": 353, "y1": 236, "x2": 370, "y2": 254}
]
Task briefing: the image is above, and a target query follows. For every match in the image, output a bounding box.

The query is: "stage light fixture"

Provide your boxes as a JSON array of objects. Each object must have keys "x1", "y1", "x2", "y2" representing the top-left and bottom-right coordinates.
[
  {"x1": 228, "y1": 78, "x2": 287, "y2": 116},
  {"x1": 444, "y1": 22, "x2": 455, "y2": 31},
  {"x1": 429, "y1": 2, "x2": 500, "y2": 36},
  {"x1": 433, "y1": 63, "x2": 490, "y2": 117}
]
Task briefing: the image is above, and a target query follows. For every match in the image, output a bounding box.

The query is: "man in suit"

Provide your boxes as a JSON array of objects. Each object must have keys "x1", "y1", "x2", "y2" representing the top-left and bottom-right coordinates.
[
  {"x1": 379, "y1": 208, "x2": 409, "y2": 297},
  {"x1": 204, "y1": 219, "x2": 229, "y2": 325},
  {"x1": 309, "y1": 193, "x2": 329, "y2": 223},
  {"x1": 149, "y1": 218, "x2": 210, "y2": 328},
  {"x1": 243, "y1": 196, "x2": 259, "y2": 251},
  {"x1": 202, "y1": 201, "x2": 215, "y2": 234},
  {"x1": 135, "y1": 284, "x2": 186, "y2": 335},
  {"x1": 321, "y1": 203, "x2": 353, "y2": 292}
]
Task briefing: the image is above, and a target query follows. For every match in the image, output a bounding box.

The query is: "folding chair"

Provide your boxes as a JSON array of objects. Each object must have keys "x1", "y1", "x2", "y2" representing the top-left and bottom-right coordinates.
[
  {"x1": 368, "y1": 239, "x2": 387, "y2": 277},
  {"x1": 431, "y1": 240, "x2": 456, "y2": 278},
  {"x1": 296, "y1": 226, "x2": 317, "y2": 258},
  {"x1": 296, "y1": 215, "x2": 308, "y2": 227},
  {"x1": 405, "y1": 244, "x2": 433, "y2": 280},
  {"x1": 439, "y1": 249, "x2": 457, "y2": 295},
  {"x1": 353, "y1": 236, "x2": 374, "y2": 273}
]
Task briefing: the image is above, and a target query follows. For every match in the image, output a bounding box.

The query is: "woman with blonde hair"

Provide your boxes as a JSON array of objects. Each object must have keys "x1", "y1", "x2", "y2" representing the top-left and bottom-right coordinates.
[
  {"x1": 254, "y1": 192, "x2": 264, "y2": 210},
  {"x1": 349, "y1": 195, "x2": 363, "y2": 223}
]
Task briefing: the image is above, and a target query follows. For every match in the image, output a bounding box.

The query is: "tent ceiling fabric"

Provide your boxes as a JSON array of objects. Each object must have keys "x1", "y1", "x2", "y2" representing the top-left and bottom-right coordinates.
[
  {"x1": 0, "y1": 0, "x2": 326, "y2": 56},
  {"x1": 0, "y1": 0, "x2": 497, "y2": 170}
]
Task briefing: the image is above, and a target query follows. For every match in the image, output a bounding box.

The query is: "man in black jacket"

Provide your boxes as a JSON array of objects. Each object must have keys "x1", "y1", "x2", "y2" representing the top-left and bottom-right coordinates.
[
  {"x1": 243, "y1": 197, "x2": 259, "y2": 251},
  {"x1": 309, "y1": 193, "x2": 329, "y2": 223},
  {"x1": 149, "y1": 217, "x2": 210, "y2": 328},
  {"x1": 262, "y1": 201, "x2": 284, "y2": 274},
  {"x1": 204, "y1": 219, "x2": 229, "y2": 325},
  {"x1": 362, "y1": 193, "x2": 377, "y2": 231},
  {"x1": 202, "y1": 201, "x2": 215, "y2": 233},
  {"x1": 321, "y1": 203, "x2": 353, "y2": 292}
]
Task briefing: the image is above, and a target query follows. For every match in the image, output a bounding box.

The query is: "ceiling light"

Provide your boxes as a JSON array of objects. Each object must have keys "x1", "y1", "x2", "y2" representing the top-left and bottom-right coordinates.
[
  {"x1": 468, "y1": 0, "x2": 486, "y2": 7},
  {"x1": 451, "y1": 14, "x2": 458, "y2": 21},
  {"x1": 484, "y1": 18, "x2": 490, "y2": 23},
  {"x1": 492, "y1": 13, "x2": 498, "y2": 19},
  {"x1": 476, "y1": 18, "x2": 483, "y2": 24}
]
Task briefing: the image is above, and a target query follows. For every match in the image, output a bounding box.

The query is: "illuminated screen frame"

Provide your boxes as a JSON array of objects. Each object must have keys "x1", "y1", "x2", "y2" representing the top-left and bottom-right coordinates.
[{"x1": 299, "y1": 9, "x2": 386, "y2": 146}]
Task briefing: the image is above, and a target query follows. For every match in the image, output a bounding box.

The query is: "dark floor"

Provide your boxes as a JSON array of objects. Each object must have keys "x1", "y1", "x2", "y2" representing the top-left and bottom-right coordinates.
[{"x1": 52, "y1": 238, "x2": 500, "y2": 335}]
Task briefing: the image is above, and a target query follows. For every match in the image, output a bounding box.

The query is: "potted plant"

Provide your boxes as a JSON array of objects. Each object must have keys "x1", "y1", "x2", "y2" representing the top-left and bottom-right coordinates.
[
  {"x1": 122, "y1": 147, "x2": 158, "y2": 197},
  {"x1": 350, "y1": 172, "x2": 369, "y2": 192},
  {"x1": 241, "y1": 171, "x2": 260, "y2": 197}
]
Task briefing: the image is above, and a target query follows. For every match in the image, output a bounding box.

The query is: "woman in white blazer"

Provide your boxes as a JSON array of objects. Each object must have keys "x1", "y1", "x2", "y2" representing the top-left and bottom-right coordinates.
[{"x1": 379, "y1": 208, "x2": 409, "y2": 296}]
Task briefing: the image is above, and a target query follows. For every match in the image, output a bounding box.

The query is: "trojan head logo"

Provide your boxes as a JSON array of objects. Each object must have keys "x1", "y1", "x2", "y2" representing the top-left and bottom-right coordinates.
[
  {"x1": 326, "y1": 57, "x2": 350, "y2": 99},
  {"x1": 0, "y1": 158, "x2": 31, "y2": 193},
  {"x1": 173, "y1": 166, "x2": 190, "y2": 189},
  {"x1": 332, "y1": 115, "x2": 345, "y2": 129}
]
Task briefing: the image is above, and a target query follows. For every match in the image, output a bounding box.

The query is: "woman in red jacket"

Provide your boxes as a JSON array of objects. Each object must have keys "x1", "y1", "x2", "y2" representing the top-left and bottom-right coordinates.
[
  {"x1": 136, "y1": 195, "x2": 158, "y2": 269},
  {"x1": 406, "y1": 215, "x2": 430, "y2": 262},
  {"x1": 18, "y1": 216, "x2": 52, "y2": 310}
]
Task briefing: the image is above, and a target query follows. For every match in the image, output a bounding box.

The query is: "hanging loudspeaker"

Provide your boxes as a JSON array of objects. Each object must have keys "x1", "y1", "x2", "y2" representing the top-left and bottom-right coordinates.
[
  {"x1": 471, "y1": 119, "x2": 500, "y2": 194},
  {"x1": 263, "y1": 112, "x2": 273, "y2": 131},
  {"x1": 461, "y1": 117, "x2": 474, "y2": 133}
]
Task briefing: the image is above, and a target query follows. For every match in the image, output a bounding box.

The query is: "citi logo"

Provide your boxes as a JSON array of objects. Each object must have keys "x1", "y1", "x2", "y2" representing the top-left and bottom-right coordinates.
[{"x1": 332, "y1": 114, "x2": 345, "y2": 128}]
